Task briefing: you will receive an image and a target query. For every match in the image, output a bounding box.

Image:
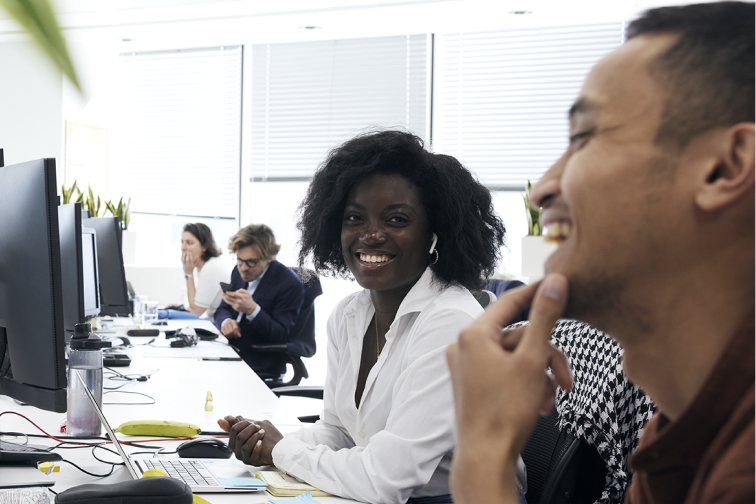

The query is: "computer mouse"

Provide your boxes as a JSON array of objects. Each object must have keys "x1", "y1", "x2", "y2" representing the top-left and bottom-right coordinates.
[{"x1": 176, "y1": 437, "x2": 233, "y2": 459}]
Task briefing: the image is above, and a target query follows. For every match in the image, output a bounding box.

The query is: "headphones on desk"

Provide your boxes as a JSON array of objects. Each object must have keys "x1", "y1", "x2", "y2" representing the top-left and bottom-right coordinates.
[{"x1": 169, "y1": 327, "x2": 199, "y2": 348}]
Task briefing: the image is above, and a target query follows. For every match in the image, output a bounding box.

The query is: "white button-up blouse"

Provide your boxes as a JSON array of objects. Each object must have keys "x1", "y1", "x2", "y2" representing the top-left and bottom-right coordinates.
[{"x1": 271, "y1": 268, "x2": 527, "y2": 503}]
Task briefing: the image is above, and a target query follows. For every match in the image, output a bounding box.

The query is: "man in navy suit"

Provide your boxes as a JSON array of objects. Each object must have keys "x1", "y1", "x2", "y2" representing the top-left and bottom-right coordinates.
[{"x1": 214, "y1": 224, "x2": 304, "y2": 376}]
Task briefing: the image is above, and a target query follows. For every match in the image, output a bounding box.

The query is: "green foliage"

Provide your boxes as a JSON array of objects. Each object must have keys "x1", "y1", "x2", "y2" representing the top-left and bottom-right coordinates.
[
  {"x1": 60, "y1": 180, "x2": 131, "y2": 230},
  {"x1": 61, "y1": 180, "x2": 78, "y2": 204},
  {"x1": 85, "y1": 185, "x2": 102, "y2": 218},
  {"x1": 104, "y1": 197, "x2": 131, "y2": 231},
  {"x1": 0, "y1": 0, "x2": 81, "y2": 92},
  {"x1": 523, "y1": 180, "x2": 542, "y2": 236}
]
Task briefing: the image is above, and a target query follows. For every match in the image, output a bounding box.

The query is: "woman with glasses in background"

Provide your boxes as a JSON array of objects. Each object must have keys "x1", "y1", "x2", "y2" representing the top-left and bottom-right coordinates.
[{"x1": 213, "y1": 223, "x2": 305, "y2": 376}]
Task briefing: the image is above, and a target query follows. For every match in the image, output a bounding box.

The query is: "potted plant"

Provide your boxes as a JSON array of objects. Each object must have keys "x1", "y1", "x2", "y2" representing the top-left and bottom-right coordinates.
[
  {"x1": 61, "y1": 181, "x2": 136, "y2": 263},
  {"x1": 105, "y1": 197, "x2": 135, "y2": 263},
  {"x1": 521, "y1": 180, "x2": 557, "y2": 281}
]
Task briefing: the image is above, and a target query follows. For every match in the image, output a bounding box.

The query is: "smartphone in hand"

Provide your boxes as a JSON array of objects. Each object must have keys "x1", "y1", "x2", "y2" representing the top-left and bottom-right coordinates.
[{"x1": 220, "y1": 282, "x2": 236, "y2": 293}]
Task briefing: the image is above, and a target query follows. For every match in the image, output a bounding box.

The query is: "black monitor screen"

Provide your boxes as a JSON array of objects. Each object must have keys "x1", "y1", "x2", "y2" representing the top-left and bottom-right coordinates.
[
  {"x1": 81, "y1": 228, "x2": 100, "y2": 317},
  {"x1": 83, "y1": 217, "x2": 129, "y2": 316},
  {"x1": 59, "y1": 203, "x2": 84, "y2": 336},
  {"x1": 0, "y1": 158, "x2": 67, "y2": 412}
]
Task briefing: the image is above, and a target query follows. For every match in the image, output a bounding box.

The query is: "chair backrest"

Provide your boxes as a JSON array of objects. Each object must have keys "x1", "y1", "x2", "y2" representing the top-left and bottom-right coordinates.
[
  {"x1": 474, "y1": 289, "x2": 497, "y2": 308},
  {"x1": 486, "y1": 278, "x2": 529, "y2": 324},
  {"x1": 286, "y1": 268, "x2": 323, "y2": 358},
  {"x1": 521, "y1": 408, "x2": 606, "y2": 504}
]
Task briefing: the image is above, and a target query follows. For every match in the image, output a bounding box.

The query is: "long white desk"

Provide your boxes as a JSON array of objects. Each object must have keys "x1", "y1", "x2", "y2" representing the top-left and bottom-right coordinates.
[{"x1": 0, "y1": 318, "x2": 358, "y2": 503}]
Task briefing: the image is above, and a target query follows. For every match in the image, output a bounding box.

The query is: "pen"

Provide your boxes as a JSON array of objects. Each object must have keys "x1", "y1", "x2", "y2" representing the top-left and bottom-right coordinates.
[{"x1": 200, "y1": 357, "x2": 242, "y2": 361}]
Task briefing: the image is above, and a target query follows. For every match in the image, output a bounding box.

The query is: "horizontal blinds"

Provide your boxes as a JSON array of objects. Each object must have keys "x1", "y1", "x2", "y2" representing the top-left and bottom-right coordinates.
[
  {"x1": 251, "y1": 35, "x2": 427, "y2": 180},
  {"x1": 433, "y1": 24, "x2": 624, "y2": 188},
  {"x1": 118, "y1": 47, "x2": 242, "y2": 218}
]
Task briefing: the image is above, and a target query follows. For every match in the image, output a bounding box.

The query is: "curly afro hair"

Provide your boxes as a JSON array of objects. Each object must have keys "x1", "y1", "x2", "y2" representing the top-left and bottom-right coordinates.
[{"x1": 297, "y1": 130, "x2": 506, "y2": 292}]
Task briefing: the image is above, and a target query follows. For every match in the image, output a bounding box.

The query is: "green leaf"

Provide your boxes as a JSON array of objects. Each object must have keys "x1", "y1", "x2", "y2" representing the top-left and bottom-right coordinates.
[
  {"x1": 104, "y1": 200, "x2": 116, "y2": 216},
  {"x1": 0, "y1": 0, "x2": 81, "y2": 92}
]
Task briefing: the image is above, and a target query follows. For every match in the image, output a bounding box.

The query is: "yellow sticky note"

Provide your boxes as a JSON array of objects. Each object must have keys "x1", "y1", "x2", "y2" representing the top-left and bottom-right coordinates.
[
  {"x1": 38, "y1": 462, "x2": 59, "y2": 473},
  {"x1": 193, "y1": 495, "x2": 213, "y2": 504}
]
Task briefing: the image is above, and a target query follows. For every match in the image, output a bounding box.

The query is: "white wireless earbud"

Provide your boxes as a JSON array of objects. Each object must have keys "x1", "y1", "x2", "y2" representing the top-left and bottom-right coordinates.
[{"x1": 429, "y1": 233, "x2": 438, "y2": 254}]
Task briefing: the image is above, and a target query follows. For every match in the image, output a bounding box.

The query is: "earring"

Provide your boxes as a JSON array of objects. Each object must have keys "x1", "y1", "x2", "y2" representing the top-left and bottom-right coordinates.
[
  {"x1": 429, "y1": 233, "x2": 439, "y2": 264},
  {"x1": 428, "y1": 233, "x2": 438, "y2": 254}
]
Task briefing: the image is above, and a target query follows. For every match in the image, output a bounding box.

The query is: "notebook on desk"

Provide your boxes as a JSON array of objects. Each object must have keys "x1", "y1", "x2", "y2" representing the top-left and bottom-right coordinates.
[{"x1": 72, "y1": 370, "x2": 266, "y2": 493}]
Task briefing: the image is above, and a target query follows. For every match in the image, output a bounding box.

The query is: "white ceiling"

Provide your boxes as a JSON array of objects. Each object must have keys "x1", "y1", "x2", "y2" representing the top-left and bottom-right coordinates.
[{"x1": 0, "y1": 0, "x2": 706, "y2": 37}]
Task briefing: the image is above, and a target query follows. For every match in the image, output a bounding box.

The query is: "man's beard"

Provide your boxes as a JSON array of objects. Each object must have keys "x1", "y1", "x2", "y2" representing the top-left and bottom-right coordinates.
[{"x1": 562, "y1": 273, "x2": 651, "y2": 336}]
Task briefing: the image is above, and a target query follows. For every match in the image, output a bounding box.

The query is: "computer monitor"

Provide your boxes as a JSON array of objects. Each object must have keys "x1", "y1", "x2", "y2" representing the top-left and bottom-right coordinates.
[
  {"x1": 0, "y1": 158, "x2": 67, "y2": 412},
  {"x1": 59, "y1": 203, "x2": 89, "y2": 340},
  {"x1": 0, "y1": 148, "x2": 4, "y2": 167},
  {"x1": 81, "y1": 228, "x2": 101, "y2": 318},
  {"x1": 83, "y1": 217, "x2": 130, "y2": 316}
]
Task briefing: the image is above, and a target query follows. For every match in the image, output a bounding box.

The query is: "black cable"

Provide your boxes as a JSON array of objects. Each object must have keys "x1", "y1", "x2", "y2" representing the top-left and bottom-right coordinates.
[
  {"x1": 48, "y1": 489, "x2": 58, "y2": 496},
  {"x1": 103, "y1": 390, "x2": 156, "y2": 405},
  {"x1": 2, "y1": 432, "x2": 166, "y2": 450},
  {"x1": 104, "y1": 367, "x2": 159, "y2": 383},
  {"x1": 60, "y1": 458, "x2": 116, "y2": 478},
  {"x1": 91, "y1": 443, "x2": 125, "y2": 466},
  {"x1": 152, "y1": 446, "x2": 178, "y2": 457}
]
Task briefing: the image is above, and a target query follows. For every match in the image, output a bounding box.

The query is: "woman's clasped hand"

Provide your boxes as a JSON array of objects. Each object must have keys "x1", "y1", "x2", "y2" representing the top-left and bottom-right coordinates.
[{"x1": 218, "y1": 416, "x2": 283, "y2": 466}]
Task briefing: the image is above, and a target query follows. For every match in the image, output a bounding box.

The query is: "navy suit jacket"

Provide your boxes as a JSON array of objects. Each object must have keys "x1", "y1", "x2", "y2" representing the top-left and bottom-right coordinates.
[{"x1": 214, "y1": 260, "x2": 304, "y2": 374}]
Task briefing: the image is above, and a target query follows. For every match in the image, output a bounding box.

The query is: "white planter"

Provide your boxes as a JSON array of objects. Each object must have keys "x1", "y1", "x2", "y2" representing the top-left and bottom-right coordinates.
[
  {"x1": 121, "y1": 229, "x2": 137, "y2": 265},
  {"x1": 521, "y1": 235, "x2": 558, "y2": 282}
]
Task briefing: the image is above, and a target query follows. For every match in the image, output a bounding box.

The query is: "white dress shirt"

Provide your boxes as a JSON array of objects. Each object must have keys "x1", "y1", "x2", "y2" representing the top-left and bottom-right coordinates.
[
  {"x1": 271, "y1": 268, "x2": 527, "y2": 503},
  {"x1": 235, "y1": 265, "x2": 268, "y2": 323}
]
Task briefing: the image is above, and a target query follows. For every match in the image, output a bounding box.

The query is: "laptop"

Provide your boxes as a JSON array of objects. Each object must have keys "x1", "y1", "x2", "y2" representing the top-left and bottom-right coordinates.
[{"x1": 73, "y1": 370, "x2": 266, "y2": 493}]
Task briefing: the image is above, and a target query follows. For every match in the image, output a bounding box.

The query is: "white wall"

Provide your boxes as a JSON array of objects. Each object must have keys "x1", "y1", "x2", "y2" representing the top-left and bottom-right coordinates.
[{"x1": 0, "y1": 40, "x2": 62, "y2": 169}]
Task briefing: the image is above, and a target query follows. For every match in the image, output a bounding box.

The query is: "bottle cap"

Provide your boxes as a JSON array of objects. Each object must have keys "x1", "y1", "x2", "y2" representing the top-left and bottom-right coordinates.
[{"x1": 69, "y1": 322, "x2": 112, "y2": 350}]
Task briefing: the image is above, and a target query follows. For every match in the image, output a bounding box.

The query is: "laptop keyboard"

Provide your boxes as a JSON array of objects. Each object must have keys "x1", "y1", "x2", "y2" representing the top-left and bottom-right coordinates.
[{"x1": 141, "y1": 459, "x2": 221, "y2": 487}]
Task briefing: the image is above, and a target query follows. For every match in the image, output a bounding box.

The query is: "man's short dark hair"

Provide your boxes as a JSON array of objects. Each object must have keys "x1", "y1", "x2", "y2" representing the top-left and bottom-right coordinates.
[
  {"x1": 183, "y1": 223, "x2": 221, "y2": 262},
  {"x1": 296, "y1": 129, "x2": 506, "y2": 292},
  {"x1": 626, "y1": 1, "x2": 754, "y2": 149}
]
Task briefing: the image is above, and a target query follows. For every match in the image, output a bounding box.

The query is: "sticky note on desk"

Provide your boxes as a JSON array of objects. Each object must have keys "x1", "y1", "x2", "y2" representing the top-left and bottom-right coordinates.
[
  {"x1": 38, "y1": 462, "x2": 59, "y2": 473},
  {"x1": 217, "y1": 477, "x2": 266, "y2": 488},
  {"x1": 270, "y1": 492, "x2": 322, "y2": 504}
]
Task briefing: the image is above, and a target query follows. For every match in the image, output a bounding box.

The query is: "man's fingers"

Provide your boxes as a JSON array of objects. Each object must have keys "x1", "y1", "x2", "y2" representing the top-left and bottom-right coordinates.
[
  {"x1": 518, "y1": 274, "x2": 568, "y2": 356},
  {"x1": 501, "y1": 327, "x2": 525, "y2": 351},
  {"x1": 476, "y1": 282, "x2": 539, "y2": 331}
]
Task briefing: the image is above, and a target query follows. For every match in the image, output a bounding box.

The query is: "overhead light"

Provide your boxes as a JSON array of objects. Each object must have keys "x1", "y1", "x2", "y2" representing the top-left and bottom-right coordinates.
[
  {"x1": 120, "y1": 38, "x2": 135, "y2": 42},
  {"x1": 300, "y1": 25, "x2": 322, "y2": 30},
  {"x1": 509, "y1": 10, "x2": 532, "y2": 15}
]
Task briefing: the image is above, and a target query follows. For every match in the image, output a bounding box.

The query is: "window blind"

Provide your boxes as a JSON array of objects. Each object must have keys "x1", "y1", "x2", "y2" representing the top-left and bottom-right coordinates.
[
  {"x1": 118, "y1": 46, "x2": 242, "y2": 218},
  {"x1": 433, "y1": 24, "x2": 624, "y2": 189},
  {"x1": 250, "y1": 35, "x2": 428, "y2": 181}
]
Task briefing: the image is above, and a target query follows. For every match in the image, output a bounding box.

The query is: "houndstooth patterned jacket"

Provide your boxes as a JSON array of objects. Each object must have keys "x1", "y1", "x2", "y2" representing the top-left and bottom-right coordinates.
[{"x1": 511, "y1": 319, "x2": 656, "y2": 504}]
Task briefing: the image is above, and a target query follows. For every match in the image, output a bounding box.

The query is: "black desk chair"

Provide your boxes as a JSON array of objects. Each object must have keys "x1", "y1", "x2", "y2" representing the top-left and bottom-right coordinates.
[
  {"x1": 521, "y1": 408, "x2": 606, "y2": 504},
  {"x1": 252, "y1": 269, "x2": 323, "y2": 388}
]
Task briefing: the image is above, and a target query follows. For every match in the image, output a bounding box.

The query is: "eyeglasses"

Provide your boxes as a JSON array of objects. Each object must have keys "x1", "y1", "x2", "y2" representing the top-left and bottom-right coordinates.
[{"x1": 236, "y1": 256, "x2": 262, "y2": 269}]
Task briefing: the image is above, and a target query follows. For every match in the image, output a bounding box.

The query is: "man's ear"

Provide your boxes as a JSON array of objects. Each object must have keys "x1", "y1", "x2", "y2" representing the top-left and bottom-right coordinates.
[{"x1": 695, "y1": 123, "x2": 755, "y2": 212}]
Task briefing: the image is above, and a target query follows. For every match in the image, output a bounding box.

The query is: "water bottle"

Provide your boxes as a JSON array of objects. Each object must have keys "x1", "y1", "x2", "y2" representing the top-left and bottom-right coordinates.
[{"x1": 67, "y1": 323, "x2": 111, "y2": 437}]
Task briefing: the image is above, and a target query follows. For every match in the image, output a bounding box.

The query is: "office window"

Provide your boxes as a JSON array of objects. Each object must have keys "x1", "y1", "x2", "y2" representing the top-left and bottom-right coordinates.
[
  {"x1": 250, "y1": 35, "x2": 428, "y2": 181},
  {"x1": 118, "y1": 46, "x2": 243, "y2": 218},
  {"x1": 434, "y1": 24, "x2": 624, "y2": 188}
]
